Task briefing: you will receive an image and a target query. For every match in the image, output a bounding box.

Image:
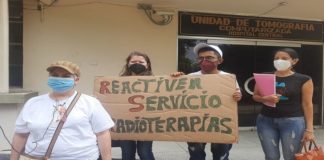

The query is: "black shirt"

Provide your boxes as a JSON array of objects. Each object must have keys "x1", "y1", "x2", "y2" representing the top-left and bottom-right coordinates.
[{"x1": 260, "y1": 73, "x2": 311, "y2": 118}]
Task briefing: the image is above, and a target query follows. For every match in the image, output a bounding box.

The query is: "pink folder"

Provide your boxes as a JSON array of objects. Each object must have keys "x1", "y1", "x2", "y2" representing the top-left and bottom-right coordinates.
[{"x1": 253, "y1": 73, "x2": 276, "y2": 107}]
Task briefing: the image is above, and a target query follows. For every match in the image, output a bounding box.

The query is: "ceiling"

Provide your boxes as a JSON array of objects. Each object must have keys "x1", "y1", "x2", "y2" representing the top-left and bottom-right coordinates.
[{"x1": 27, "y1": 0, "x2": 324, "y2": 21}]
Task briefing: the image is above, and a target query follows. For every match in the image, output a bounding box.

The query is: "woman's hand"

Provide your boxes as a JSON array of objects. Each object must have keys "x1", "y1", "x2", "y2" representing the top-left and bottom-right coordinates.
[
  {"x1": 302, "y1": 130, "x2": 315, "y2": 142},
  {"x1": 170, "y1": 72, "x2": 185, "y2": 77},
  {"x1": 262, "y1": 94, "x2": 281, "y2": 103}
]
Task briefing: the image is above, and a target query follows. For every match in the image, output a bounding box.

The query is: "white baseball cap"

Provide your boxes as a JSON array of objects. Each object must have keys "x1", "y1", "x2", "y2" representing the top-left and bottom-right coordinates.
[{"x1": 193, "y1": 43, "x2": 223, "y2": 57}]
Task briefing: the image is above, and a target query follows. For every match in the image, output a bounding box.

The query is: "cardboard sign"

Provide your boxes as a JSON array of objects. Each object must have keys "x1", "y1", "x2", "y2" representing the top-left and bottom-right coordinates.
[{"x1": 93, "y1": 74, "x2": 238, "y2": 143}]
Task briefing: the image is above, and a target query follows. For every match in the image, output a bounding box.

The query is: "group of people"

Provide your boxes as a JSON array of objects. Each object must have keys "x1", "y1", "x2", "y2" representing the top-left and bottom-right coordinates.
[{"x1": 10, "y1": 42, "x2": 315, "y2": 160}]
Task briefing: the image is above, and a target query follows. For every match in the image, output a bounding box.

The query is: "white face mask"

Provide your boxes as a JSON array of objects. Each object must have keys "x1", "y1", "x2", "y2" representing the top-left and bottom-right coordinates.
[{"x1": 273, "y1": 59, "x2": 291, "y2": 71}]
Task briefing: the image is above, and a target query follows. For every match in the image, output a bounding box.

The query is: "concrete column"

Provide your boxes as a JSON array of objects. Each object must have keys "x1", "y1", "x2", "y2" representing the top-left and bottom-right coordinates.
[{"x1": 0, "y1": 0, "x2": 9, "y2": 93}]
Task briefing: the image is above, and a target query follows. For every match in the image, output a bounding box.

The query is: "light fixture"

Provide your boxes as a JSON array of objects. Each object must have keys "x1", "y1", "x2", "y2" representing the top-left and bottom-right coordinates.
[
  {"x1": 137, "y1": 3, "x2": 174, "y2": 26},
  {"x1": 37, "y1": 0, "x2": 58, "y2": 22}
]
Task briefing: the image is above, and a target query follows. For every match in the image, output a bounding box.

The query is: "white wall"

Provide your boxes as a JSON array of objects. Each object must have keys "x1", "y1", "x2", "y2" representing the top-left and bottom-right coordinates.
[
  {"x1": 0, "y1": 0, "x2": 9, "y2": 93},
  {"x1": 23, "y1": 3, "x2": 177, "y2": 95}
]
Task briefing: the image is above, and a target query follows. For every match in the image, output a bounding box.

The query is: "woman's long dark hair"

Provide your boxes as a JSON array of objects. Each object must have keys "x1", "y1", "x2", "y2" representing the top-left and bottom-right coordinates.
[{"x1": 120, "y1": 51, "x2": 153, "y2": 76}]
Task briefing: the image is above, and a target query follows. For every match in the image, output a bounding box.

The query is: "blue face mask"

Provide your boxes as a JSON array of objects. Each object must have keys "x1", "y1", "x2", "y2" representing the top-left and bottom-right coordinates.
[{"x1": 47, "y1": 76, "x2": 75, "y2": 93}]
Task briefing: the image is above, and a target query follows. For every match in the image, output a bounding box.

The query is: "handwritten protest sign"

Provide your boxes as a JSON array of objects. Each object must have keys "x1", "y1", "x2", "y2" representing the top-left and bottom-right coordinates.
[{"x1": 94, "y1": 74, "x2": 238, "y2": 143}]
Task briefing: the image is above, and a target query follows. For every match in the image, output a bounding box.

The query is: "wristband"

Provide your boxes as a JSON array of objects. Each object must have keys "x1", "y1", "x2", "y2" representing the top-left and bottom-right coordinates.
[{"x1": 305, "y1": 129, "x2": 314, "y2": 133}]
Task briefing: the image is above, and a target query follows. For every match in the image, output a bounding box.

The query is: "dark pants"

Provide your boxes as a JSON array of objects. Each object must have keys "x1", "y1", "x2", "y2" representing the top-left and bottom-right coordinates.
[
  {"x1": 187, "y1": 142, "x2": 232, "y2": 160},
  {"x1": 120, "y1": 140, "x2": 155, "y2": 160}
]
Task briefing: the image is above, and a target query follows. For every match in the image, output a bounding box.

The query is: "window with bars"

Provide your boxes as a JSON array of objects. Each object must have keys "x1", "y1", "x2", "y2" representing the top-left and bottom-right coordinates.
[{"x1": 9, "y1": 0, "x2": 23, "y2": 87}]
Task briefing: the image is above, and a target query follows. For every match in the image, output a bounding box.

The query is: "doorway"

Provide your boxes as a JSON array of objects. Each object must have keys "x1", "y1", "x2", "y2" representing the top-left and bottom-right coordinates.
[{"x1": 178, "y1": 38, "x2": 323, "y2": 126}]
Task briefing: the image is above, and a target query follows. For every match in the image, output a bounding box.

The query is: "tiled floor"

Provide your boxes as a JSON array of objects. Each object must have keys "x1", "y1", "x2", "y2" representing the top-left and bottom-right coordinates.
[
  {"x1": 1, "y1": 127, "x2": 323, "y2": 160},
  {"x1": 111, "y1": 127, "x2": 324, "y2": 160}
]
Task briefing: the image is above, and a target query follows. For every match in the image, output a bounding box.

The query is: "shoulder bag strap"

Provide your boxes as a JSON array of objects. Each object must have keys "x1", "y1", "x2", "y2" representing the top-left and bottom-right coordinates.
[{"x1": 44, "y1": 92, "x2": 81, "y2": 160}]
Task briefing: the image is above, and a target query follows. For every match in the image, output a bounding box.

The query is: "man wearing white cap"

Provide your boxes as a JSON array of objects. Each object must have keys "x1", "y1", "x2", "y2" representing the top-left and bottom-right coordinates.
[{"x1": 171, "y1": 43, "x2": 241, "y2": 160}]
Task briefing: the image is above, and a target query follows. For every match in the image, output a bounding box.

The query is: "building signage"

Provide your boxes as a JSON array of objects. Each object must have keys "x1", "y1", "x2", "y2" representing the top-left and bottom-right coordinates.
[{"x1": 179, "y1": 12, "x2": 323, "y2": 42}]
